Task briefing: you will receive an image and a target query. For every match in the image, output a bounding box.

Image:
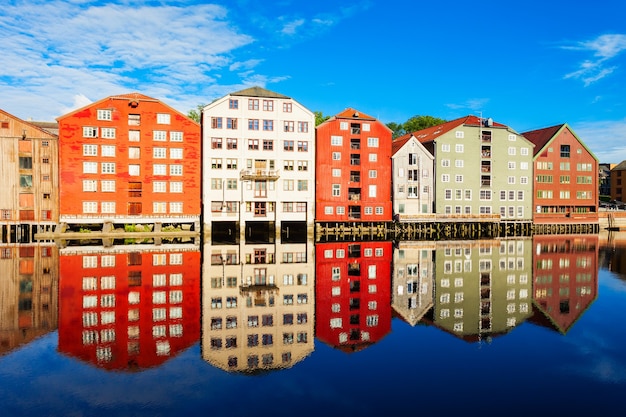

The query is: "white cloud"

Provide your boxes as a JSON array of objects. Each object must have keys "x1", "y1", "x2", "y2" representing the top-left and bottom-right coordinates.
[
  {"x1": 281, "y1": 18, "x2": 306, "y2": 35},
  {"x1": 562, "y1": 34, "x2": 626, "y2": 85},
  {"x1": 445, "y1": 98, "x2": 489, "y2": 111},
  {"x1": 571, "y1": 119, "x2": 626, "y2": 163},
  {"x1": 0, "y1": 1, "x2": 255, "y2": 120}
]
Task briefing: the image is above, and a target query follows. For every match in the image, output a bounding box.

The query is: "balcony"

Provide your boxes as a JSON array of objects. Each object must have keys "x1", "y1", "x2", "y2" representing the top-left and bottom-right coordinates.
[
  {"x1": 240, "y1": 169, "x2": 280, "y2": 181},
  {"x1": 348, "y1": 189, "x2": 361, "y2": 201},
  {"x1": 350, "y1": 139, "x2": 361, "y2": 150}
]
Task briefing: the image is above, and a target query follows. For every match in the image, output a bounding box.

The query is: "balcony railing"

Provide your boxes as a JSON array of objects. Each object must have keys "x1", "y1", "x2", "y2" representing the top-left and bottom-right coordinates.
[{"x1": 240, "y1": 169, "x2": 280, "y2": 181}]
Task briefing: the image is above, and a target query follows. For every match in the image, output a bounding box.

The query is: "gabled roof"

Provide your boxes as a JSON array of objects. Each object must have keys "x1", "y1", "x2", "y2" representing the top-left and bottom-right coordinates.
[
  {"x1": 57, "y1": 92, "x2": 197, "y2": 124},
  {"x1": 394, "y1": 115, "x2": 507, "y2": 145},
  {"x1": 612, "y1": 160, "x2": 626, "y2": 171},
  {"x1": 522, "y1": 123, "x2": 598, "y2": 161},
  {"x1": 230, "y1": 86, "x2": 290, "y2": 99},
  {"x1": 0, "y1": 108, "x2": 58, "y2": 138},
  {"x1": 333, "y1": 107, "x2": 376, "y2": 121},
  {"x1": 391, "y1": 133, "x2": 435, "y2": 158}
]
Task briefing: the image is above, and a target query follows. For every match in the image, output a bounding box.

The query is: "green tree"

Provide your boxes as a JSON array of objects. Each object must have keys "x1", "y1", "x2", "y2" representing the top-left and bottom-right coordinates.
[
  {"x1": 388, "y1": 115, "x2": 447, "y2": 139},
  {"x1": 315, "y1": 111, "x2": 330, "y2": 126},
  {"x1": 187, "y1": 104, "x2": 205, "y2": 123}
]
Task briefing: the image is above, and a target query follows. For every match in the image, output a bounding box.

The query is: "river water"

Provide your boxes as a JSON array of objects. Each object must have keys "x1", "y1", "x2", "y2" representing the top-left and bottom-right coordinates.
[{"x1": 1, "y1": 232, "x2": 625, "y2": 416}]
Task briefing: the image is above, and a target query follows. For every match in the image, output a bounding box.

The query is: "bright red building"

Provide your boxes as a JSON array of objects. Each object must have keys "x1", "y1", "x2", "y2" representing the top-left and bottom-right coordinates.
[
  {"x1": 58, "y1": 248, "x2": 200, "y2": 370},
  {"x1": 315, "y1": 241, "x2": 392, "y2": 352},
  {"x1": 522, "y1": 124, "x2": 598, "y2": 224},
  {"x1": 57, "y1": 93, "x2": 201, "y2": 230},
  {"x1": 315, "y1": 109, "x2": 393, "y2": 222}
]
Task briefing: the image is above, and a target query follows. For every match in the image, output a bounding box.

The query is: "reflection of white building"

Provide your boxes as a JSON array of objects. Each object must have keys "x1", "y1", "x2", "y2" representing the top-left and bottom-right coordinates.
[
  {"x1": 201, "y1": 242, "x2": 315, "y2": 373},
  {"x1": 201, "y1": 87, "x2": 315, "y2": 244},
  {"x1": 391, "y1": 134, "x2": 434, "y2": 219},
  {"x1": 431, "y1": 239, "x2": 533, "y2": 342},
  {"x1": 391, "y1": 241, "x2": 435, "y2": 325}
]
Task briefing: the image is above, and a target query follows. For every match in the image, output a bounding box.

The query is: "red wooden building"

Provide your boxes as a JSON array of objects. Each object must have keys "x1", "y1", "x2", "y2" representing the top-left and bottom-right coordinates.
[
  {"x1": 529, "y1": 234, "x2": 598, "y2": 334},
  {"x1": 57, "y1": 93, "x2": 201, "y2": 230},
  {"x1": 522, "y1": 124, "x2": 598, "y2": 224},
  {"x1": 315, "y1": 241, "x2": 392, "y2": 352},
  {"x1": 315, "y1": 109, "x2": 393, "y2": 222},
  {"x1": 57, "y1": 248, "x2": 200, "y2": 370}
]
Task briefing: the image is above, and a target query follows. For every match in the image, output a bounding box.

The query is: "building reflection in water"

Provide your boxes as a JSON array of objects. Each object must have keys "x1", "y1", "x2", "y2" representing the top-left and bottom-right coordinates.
[
  {"x1": 201, "y1": 241, "x2": 315, "y2": 372},
  {"x1": 315, "y1": 242, "x2": 392, "y2": 352},
  {"x1": 529, "y1": 234, "x2": 599, "y2": 334},
  {"x1": 0, "y1": 244, "x2": 58, "y2": 356},
  {"x1": 392, "y1": 241, "x2": 435, "y2": 326},
  {"x1": 425, "y1": 239, "x2": 534, "y2": 342},
  {"x1": 57, "y1": 244, "x2": 201, "y2": 370}
]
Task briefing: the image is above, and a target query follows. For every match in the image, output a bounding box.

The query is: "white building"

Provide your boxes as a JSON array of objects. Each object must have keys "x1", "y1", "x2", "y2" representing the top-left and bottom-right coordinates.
[
  {"x1": 391, "y1": 134, "x2": 434, "y2": 220},
  {"x1": 202, "y1": 87, "x2": 315, "y2": 245}
]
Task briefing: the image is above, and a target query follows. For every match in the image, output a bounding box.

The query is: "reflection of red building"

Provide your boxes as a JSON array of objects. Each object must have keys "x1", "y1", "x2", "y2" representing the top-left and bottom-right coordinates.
[
  {"x1": 315, "y1": 242, "x2": 392, "y2": 352},
  {"x1": 530, "y1": 235, "x2": 598, "y2": 333},
  {"x1": 58, "y1": 247, "x2": 200, "y2": 370}
]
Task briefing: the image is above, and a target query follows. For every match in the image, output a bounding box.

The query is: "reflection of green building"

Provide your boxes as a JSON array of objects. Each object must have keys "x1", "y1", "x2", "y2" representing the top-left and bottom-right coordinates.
[
  {"x1": 391, "y1": 242, "x2": 435, "y2": 326},
  {"x1": 430, "y1": 239, "x2": 533, "y2": 342}
]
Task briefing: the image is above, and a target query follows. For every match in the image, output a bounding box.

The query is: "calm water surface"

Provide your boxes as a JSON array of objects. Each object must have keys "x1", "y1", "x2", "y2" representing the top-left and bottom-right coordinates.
[{"x1": 1, "y1": 233, "x2": 626, "y2": 416}]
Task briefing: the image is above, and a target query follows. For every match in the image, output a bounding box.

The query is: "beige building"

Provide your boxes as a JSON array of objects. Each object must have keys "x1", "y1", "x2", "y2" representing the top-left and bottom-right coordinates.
[
  {"x1": 201, "y1": 241, "x2": 315, "y2": 372},
  {"x1": 0, "y1": 109, "x2": 59, "y2": 243},
  {"x1": 201, "y1": 87, "x2": 315, "y2": 245}
]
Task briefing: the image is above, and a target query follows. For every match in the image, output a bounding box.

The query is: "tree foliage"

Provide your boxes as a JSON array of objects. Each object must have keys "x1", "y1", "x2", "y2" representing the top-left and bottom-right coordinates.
[
  {"x1": 187, "y1": 104, "x2": 205, "y2": 123},
  {"x1": 315, "y1": 111, "x2": 330, "y2": 126},
  {"x1": 387, "y1": 115, "x2": 447, "y2": 139}
]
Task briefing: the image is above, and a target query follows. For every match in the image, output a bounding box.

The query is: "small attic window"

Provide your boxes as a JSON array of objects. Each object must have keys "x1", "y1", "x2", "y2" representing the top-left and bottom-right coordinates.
[
  {"x1": 1, "y1": 121, "x2": 9, "y2": 129},
  {"x1": 455, "y1": 131, "x2": 464, "y2": 138}
]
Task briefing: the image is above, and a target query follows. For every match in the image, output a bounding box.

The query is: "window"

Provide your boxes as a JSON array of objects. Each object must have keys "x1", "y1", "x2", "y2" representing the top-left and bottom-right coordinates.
[
  {"x1": 170, "y1": 165, "x2": 183, "y2": 176},
  {"x1": 284, "y1": 121, "x2": 294, "y2": 132},
  {"x1": 367, "y1": 137, "x2": 379, "y2": 147},
  {"x1": 284, "y1": 140, "x2": 294, "y2": 151},
  {"x1": 297, "y1": 141, "x2": 308, "y2": 152},
  {"x1": 229, "y1": 99, "x2": 238, "y2": 109},
  {"x1": 101, "y1": 128, "x2": 116, "y2": 139},
  {"x1": 83, "y1": 144, "x2": 97, "y2": 156},
  {"x1": 211, "y1": 117, "x2": 222, "y2": 129},
  {"x1": 170, "y1": 148, "x2": 183, "y2": 159},
  {"x1": 283, "y1": 102, "x2": 292, "y2": 112},
  {"x1": 298, "y1": 121, "x2": 309, "y2": 133},
  {"x1": 227, "y1": 118, "x2": 237, "y2": 129},
  {"x1": 153, "y1": 164, "x2": 166, "y2": 175},
  {"x1": 263, "y1": 120, "x2": 274, "y2": 131},
  {"x1": 153, "y1": 130, "x2": 167, "y2": 141},
  {"x1": 153, "y1": 147, "x2": 166, "y2": 159},
  {"x1": 248, "y1": 119, "x2": 259, "y2": 130},
  {"x1": 560, "y1": 145, "x2": 570, "y2": 158},
  {"x1": 248, "y1": 99, "x2": 259, "y2": 110},
  {"x1": 157, "y1": 113, "x2": 170, "y2": 124},
  {"x1": 83, "y1": 127, "x2": 97, "y2": 138},
  {"x1": 455, "y1": 144, "x2": 464, "y2": 153},
  {"x1": 97, "y1": 109, "x2": 112, "y2": 120},
  {"x1": 101, "y1": 162, "x2": 115, "y2": 174},
  {"x1": 263, "y1": 140, "x2": 273, "y2": 150}
]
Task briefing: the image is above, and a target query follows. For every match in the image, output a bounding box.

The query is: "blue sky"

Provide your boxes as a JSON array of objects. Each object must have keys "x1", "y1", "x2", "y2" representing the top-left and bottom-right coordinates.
[{"x1": 1, "y1": 0, "x2": 626, "y2": 162}]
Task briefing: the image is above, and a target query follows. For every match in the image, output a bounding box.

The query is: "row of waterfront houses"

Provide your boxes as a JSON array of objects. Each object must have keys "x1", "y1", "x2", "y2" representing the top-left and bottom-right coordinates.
[{"x1": 0, "y1": 86, "x2": 600, "y2": 244}]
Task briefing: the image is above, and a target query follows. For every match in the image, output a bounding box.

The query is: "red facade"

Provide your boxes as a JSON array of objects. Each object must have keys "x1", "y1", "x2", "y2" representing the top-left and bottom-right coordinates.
[
  {"x1": 523, "y1": 124, "x2": 598, "y2": 223},
  {"x1": 57, "y1": 93, "x2": 200, "y2": 222},
  {"x1": 58, "y1": 249, "x2": 200, "y2": 370},
  {"x1": 530, "y1": 234, "x2": 598, "y2": 333},
  {"x1": 315, "y1": 241, "x2": 392, "y2": 352},
  {"x1": 315, "y1": 109, "x2": 393, "y2": 222}
]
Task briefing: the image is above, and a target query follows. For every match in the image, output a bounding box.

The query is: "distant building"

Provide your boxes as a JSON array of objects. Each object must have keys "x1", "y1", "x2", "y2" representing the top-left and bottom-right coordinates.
[
  {"x1": 522, "y1": 123, "x2": 598, "y2": 224},
  {"x1": 610, "y1": 160, "x2": 626, "y2": 202},
  {"x1": 410, "y1": 115, "x2": 534, "y2": 222},
  {"x1": 201, "y1": 87, "x2": 315, "y2": 245},
  {"x1": 0, "y1": 109, "x2": 59, "y2": 243},
  {"x1": 391, "y1": 134, "x2": 434, "y2": 220},
  {"x1": 599, "y1": 163, "x2": 614, "y2": 198},
  {"x1": 315, "y1": 109, "x2": 393, "y2": 223},
  {"x1": 57, "y1": 93, "x2": 201, "y2": 231}
]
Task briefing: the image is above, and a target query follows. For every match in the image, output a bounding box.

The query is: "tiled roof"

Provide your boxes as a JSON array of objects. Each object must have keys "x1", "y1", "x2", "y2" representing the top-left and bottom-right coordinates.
[
  {"x1": 521, "y1": 124, "x2": 564, "y2": 156},
  {"x1": 230, "y1": 86, "x2": 290, "y2": 99},
  {"x1": 395, "y1": 115, "x2": 507, "y2": 145},
  {"x1": 391, "y1": 135, "x2": 412, "y2": 155},
  {"x1": 333, "y1": 108, "x2": 376, "y2": 121}
]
